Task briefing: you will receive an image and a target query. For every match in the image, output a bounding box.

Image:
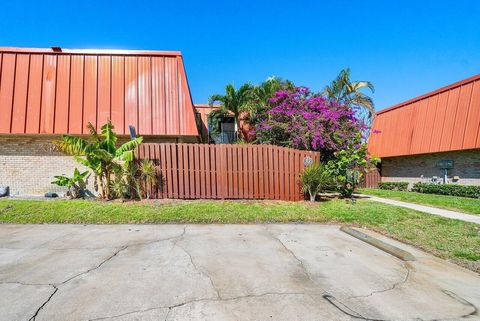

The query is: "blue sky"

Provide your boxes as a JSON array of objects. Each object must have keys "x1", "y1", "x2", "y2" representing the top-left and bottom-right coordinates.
[{"x1": 1, "y1": 0, "x2": 479, "y2": 110}]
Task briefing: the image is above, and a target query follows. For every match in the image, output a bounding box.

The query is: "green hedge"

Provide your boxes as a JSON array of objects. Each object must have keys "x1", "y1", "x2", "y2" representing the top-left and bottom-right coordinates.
[
  {"x1": 378, "y1": 182, "x2": 409, "y2": 191},
  {"x1": 412, "y1": 183, "x2": 480, "y2": 199}
]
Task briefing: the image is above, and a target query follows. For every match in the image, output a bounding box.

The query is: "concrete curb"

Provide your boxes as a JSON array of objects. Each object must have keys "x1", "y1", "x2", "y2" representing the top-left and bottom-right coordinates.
[{"x1": 340, "y1": 226, "x2": 415, "y2": 261}]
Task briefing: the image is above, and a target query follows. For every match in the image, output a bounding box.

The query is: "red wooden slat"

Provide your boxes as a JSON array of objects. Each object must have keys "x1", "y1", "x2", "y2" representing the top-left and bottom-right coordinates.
[
  {"x1": 258, "y1": 146, "x2": 264, "y2": 199},
  {"x1": 279, "y1": 148, "x2": 285, "y2": 200},
  {"x1": 199, "y1": 144, "x2": 206, "y2": 198},
  {"x1": 188, "y1": 144, "x2": 195, "y2": 198},
  {"x1": 160, "y1": 144, "x2": 168, "y2": 198},
  {"x1": 209, "y1": 145, "x2": 216, "y2": 198},
  {"x1": 262, "y1": 146, "x2": 269, "y2": 199},
  {"x1": 225, "y1": 145, "x2": 231, "y2": 198},
  {"x1": 183, "y1": 144, "x2": 190, "y2": 198},
  {"x1": 233, "y1": 145, "x2": 237, "y2": 198},
  {"x1": 219, "y1": 144, "x2": 227, "y2": 199},
  {"x1": 177, "y1": 144, "x2": 184, "y2": 198},
  {"x1": 237, "y1": 146, "x2": 244, "y2": 198}
]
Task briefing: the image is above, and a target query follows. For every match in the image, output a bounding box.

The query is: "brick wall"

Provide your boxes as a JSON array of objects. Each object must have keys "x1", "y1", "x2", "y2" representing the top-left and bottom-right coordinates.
[
  {"x1": 381, "y1": 149, "x2": 480, "y2": 188},
  {"x1": 0, "y1": 135, "x2": 176, "y2": 196}
]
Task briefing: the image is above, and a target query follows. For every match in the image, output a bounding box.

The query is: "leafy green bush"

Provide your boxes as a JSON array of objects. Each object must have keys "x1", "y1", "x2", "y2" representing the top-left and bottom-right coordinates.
[
  {"x1": 300, "y1": 164, "x2": 334, "y2": 201},
  {"x1": 51, "y1": 168, "x2": 89, "y2": 199},
  {"x1": 326, "y1": 134, "x2": 379, "y2": 198},
  {"x1": 378, "y1": 182, "x2": 409, "y2": 191},
  {"x1": 412, "y1": 183, "x2": 480, "y2": 199}
]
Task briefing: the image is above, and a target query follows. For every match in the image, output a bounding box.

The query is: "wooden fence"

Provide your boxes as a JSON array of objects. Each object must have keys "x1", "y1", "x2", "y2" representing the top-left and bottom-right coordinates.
[
  {"x1": 358, "y1": 168, "x2": 381, "y2": 188},
  {"x1": 136, "y1": 143, "x2": 321, "y2": 201}
]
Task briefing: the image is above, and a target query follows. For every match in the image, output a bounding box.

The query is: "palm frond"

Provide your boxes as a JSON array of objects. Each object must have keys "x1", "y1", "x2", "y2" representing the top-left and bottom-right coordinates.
[
  {"x1": 100, "y1": 120, "x2": 117, "y2": 154},
  {"x1": 87, "y1": 123, "x2": 101, "y2": 143},
  {"x1": 116, "y1": 137, "x2": 143, "y2": 157},
  {"x1": 54, "y1": 136, "x2": 91, "y2": 155}
]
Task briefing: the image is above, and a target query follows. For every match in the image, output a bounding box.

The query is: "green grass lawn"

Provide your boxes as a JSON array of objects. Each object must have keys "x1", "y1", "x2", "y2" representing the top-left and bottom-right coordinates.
[
  {"x1": 359, "y1": 188, "x2": 480, "y2": 215},
  {"x1": 0, "y1": 198, "x2": 479, "y2": 272}
]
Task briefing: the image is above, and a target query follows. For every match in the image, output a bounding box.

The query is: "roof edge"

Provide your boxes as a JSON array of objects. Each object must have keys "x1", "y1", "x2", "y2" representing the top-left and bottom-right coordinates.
[
  {"x1": 194, "y1": 104, "x2": 221, "y2": 108},
  {"x1": 377, "y1": 74, "x2": 480, "y2": 115},
  {"x1": 0, "y1": 46, "x2": 182, "y2": 57}
]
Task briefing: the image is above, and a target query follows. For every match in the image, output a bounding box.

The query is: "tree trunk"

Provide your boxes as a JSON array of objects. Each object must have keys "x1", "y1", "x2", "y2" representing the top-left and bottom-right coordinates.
[
  {"x1": 105, "y1": 170, "x2": 111, "y2": 200},
  {"x1": 309, "y1": 189, "x2": 316, "y2": 202}
]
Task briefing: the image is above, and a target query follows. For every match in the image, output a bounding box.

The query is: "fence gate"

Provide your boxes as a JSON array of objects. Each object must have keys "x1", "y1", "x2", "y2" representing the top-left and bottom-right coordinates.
[
  {"x1": 137, "y1": 143, "x2": 320, "y2": 201},
  {"x1": 359, "y1": 167, "x2": 381, "y2": 188}
]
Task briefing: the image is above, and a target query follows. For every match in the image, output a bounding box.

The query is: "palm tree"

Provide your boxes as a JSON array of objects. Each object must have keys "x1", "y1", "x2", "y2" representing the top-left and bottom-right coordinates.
[
  {"x1": 208, "y1": 83, "x2": 254, "y2": 140},
  {"x1": 54, "y1": 121, "x2": 143, "y2": 199},
  {"x1": 253, "y1": 77, "x2": 295, "y2": 107},
  {"x1": 323, "y1": 68, "x2": 375, "y2": 125},
  {"x1": 248, "y1": 77, "x2": 295, "y2": 124}
]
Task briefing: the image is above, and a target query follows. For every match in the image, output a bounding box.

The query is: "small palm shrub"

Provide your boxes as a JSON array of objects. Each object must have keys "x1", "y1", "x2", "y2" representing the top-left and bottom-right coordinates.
[
  {"x1": 51, "y1": 168, "x2": 89, "y2": 199},
  {"x1": 300, "y1": 164, "x2": 334, "y2": 201}
]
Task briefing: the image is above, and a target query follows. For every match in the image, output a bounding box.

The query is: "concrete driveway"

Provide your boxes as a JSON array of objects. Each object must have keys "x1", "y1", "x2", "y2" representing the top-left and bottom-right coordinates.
[{"x1": 0, "y1": 224, "x2": 479, "y2": 321}]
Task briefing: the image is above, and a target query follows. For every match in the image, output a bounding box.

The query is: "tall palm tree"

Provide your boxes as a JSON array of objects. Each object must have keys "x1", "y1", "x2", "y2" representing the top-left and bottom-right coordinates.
[
  {"x1": 247, "y1": 77, "x2": 295, "y2": 124},
  {"x1": 209, "y1": 83, "x2": 254, "y2": 140},
  {"x1": 253, "y1": 77, "x2": 295, "y2": 107},
  {"x1": 323, "y1": 68, "x2": 375, "y2": 125}
]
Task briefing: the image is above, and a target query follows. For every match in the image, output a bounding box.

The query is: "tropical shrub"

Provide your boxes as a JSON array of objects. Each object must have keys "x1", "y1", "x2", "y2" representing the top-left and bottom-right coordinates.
[
  {"x1": 51, "y1": 168, "x2": 89, "y2": 199},
  {"x1": 300, "y1": 163, "x2": 334, "y2": 201},
  {"x1": 54, "y1": 121, "x2": 143, "y2": 199},
  {"x1": 412, "y1": 183, "x2": 480, "y2": 199},
  {"x1": 378, "y1": 182, "x2": 409, "y2": 191},
  {"x1": 326, "y1": 135, "x2": 378, "y2": 198},
  {"x1": 254, "y1": 87, "x2": 365, "y2": 160}
]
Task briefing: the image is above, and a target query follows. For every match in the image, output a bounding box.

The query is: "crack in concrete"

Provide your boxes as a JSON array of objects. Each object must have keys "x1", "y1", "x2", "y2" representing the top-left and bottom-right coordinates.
[
  {"x1": 58, "y1": 245, "x2": 129, "y2": 285},
  {"x1": 0, "y1": 281, "x2": 51, "y2": 287},
  {"x1": 347, "y1": 263, "x2": 412, "y2": 299},
  {"x1": 264, "y1": 228, "x2": 318, "y2": 287},
  {"x1": 28, "y1": 285, "x2": 58, "y2": 321},
  {"x1": 25, "y1": 227, "x2": 187, "y2": 321},
  {"x1": 172, "y1": 229, "x2": 221, "y2": 300},
  {"x1": 88, "y1": 291, "x2": 306, "y2": 321}
]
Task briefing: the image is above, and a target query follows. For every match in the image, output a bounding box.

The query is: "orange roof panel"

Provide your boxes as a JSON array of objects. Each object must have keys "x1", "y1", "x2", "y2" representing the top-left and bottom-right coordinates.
[
  {"x1": 369, "y1": 74, "x2": 480, "y2": 157},
  {"x1": 0, "y1": 47, "x2": 199, "y2": 137}
]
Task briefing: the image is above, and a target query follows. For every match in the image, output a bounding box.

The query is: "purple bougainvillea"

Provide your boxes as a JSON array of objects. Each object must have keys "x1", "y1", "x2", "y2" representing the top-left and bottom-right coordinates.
[{"x1": 254, "y1": 87, "x2": 366, "y2": 159}]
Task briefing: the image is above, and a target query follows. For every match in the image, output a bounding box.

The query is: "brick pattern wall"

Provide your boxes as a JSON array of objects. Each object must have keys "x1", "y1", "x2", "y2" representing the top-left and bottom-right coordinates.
[
  {"x1": 0, "y1": 135, "x2": 176, "y2": 196},
  {"x1": 381, "y1": 149, "x2": 480, "y2": 188}
]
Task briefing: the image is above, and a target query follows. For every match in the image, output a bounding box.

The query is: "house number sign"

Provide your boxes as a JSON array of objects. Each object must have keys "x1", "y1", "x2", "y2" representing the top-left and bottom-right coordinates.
[{"x1": 303, "y1": 156, "x2": 314, "y2": 167}]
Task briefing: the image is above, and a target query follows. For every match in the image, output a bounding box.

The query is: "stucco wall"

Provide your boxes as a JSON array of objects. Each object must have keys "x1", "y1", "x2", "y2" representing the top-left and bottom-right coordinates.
[
  {"x1": 381, "y1": 149, "x2": 480, "y2": 188},
  {"x1": 0, "y1": 135, "x2": 177, "y2": 196}
]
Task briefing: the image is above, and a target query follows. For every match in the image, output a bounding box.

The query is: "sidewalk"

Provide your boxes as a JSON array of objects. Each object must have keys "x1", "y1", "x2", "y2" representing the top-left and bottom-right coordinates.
[{"x1": 358, "y1": 194, "x2": 480, "y2": 225}]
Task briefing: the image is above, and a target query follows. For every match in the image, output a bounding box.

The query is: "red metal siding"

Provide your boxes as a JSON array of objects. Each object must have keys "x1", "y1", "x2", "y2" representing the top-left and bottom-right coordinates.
[
  {"x1": 369, "y1": 75, "x2": 480, "y2": 157},
  {"x1": 0, "y1": 47, "x2": 199, "y2": 138}
]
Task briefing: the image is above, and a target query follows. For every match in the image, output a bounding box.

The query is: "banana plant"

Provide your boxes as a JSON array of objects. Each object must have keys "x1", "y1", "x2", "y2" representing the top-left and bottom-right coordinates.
[
  {"x1": 51, "y1": 168, "x2": 89, "y2": 199},
  {"x1": 54, "y1": 120, "x2": 143, "y2": 199}
]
